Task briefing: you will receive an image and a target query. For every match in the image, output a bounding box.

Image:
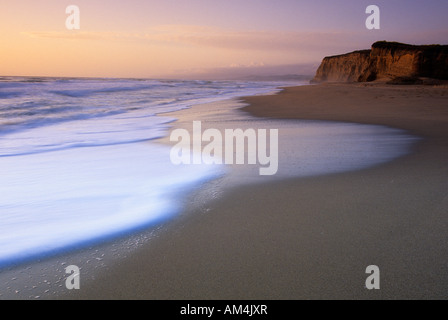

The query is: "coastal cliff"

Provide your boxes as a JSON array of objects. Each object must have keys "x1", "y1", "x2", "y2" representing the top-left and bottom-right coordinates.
[{"x1": 312, "y1": 41, "x2": 448, "y2": 83}]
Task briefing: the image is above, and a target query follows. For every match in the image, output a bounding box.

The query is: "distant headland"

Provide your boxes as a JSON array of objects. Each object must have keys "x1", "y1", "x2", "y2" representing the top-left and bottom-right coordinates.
[{"x1": 312, "y1": 41, "x2": 448, "y2": 84}]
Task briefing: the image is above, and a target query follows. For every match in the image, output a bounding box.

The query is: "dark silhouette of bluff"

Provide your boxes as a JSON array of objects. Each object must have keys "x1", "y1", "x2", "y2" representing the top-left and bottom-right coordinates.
[{"x1": 312, "y1": 41, "x2": 448, "y2": 83}]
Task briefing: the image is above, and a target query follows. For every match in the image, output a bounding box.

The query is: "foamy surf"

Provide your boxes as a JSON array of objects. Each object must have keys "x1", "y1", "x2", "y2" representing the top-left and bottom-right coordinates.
[
  {"x1": 0, "y1": 77, "x2": 418, "y2": 267},
  {"x1": 0, "y1": 142, "x2": 224, "y2": 266},
  {"x1": 0, "y1": 77, "x2": 300, "y2": 266}
]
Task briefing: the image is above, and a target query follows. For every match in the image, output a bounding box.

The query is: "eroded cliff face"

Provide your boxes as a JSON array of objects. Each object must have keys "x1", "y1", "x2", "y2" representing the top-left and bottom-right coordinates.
[
  {"x1": 313, "y1": 50, "x2": 371, "y2": 82},
  {"x1": 312, "y1": 41, "x2": 448, "y2": 83}
]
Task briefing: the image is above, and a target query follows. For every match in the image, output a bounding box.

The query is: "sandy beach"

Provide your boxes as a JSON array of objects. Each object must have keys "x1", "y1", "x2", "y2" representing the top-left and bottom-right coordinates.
[
  {"x1": 3, "y1": 0, "x2": 448, "y2": 303},
  {"x1": 48, "y1": 82, "x2": 447, "y2": 300}
]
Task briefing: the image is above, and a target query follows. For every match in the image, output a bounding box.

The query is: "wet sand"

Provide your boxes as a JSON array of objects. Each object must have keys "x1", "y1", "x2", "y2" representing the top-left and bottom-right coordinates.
[{"x1": 57, "y1": 82, "x2": 448, "y2": 299}]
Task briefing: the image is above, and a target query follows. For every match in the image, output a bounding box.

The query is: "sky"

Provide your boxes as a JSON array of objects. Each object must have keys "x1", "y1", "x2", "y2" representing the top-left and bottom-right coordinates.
[{"x1": 1, "y1": 0, "x2": 447, "y2": 78}]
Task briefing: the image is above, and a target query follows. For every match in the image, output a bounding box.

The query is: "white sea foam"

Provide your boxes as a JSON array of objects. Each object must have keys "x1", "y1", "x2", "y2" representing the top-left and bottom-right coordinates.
[
  {"x1": 0, "y1": 77, "x2": 298, "y2": 265},
  {"x1": 0, "y1": 77, "x2": 417, "y2": 266},
  {"x1": 0, "y1": 143, "x2": 223, "y2": 265}
]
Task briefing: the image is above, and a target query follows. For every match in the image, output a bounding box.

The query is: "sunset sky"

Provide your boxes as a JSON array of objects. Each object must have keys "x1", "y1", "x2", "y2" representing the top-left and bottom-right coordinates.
[{"x1": 1, "y1": 0, "x2": 447, "y2": 78}]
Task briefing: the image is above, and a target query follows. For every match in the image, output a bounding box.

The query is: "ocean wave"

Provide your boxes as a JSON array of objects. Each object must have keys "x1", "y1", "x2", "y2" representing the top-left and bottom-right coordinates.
[
  {"x1": 0, "y1": 77, "x2": 303, "y2": 266},
  {"x1": 0, "y1": 143, "x2": 224, "y2": 266},
  {"x1": 49, "y1": 84, "x2": 156, "y2": 97},
  {"x1": 0, "y1": 91, "x2": 24, "y2": 99}
]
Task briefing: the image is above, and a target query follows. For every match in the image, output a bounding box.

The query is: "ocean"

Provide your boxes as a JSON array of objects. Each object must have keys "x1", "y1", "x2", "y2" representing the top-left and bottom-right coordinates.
[
  {"x1": 0, "y1": 77, "x2": 302, "y2": 266},
  {"x1": 0, "y1": 77, "x2": 417, "y2": 267}
]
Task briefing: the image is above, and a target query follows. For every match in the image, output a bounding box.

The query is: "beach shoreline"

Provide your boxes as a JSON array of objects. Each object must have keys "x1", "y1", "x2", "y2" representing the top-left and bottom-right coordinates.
[
  {"x1": 61, "y1": 82, "x2": 448, "y2": 299},
  {"x1": 2, "y1": 82, "x2": 448, "y2": 299}
]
